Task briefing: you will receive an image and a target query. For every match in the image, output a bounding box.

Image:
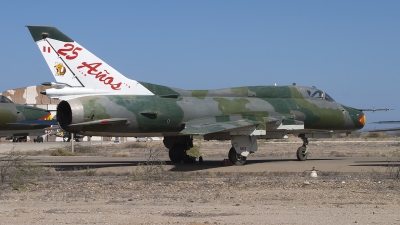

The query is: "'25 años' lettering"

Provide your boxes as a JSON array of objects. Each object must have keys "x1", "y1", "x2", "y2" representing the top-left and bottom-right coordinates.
[
  {"x1": 77, "y1": 62, "x2": 122, "y2": 90},
  {"x1": 57, "y1": 44, "x2": 82, "y2": 60}
]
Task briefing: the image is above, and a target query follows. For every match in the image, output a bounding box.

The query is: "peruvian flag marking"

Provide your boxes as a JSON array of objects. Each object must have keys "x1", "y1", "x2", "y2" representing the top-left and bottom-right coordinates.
[{"x1": 42, "y1": 46, "x2": 50, "y2": 53}]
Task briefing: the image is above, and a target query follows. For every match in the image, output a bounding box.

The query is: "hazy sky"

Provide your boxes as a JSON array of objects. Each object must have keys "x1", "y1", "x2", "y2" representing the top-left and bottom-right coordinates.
[{"x1": 0, "y1": 1, "x2": 398, "y2": 131}]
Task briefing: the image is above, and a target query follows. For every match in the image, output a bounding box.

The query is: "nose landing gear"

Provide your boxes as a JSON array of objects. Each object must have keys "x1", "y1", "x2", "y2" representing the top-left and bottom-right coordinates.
[{"x1": 296, "y1": 136, "x2": 309, "y2": 161}]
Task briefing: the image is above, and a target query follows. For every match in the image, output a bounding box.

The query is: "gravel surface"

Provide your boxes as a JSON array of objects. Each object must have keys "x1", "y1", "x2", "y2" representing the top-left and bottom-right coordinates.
[
  {"x1": 1, "y1": 136, "x2": 400, "y2": 224},
  {"x1": 1, "y1": 174, "x2": 399, "y2": 224}
]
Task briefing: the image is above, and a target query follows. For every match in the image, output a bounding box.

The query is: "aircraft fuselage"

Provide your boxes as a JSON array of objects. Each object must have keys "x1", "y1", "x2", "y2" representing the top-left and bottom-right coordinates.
[
  {"x1": 0, "y1": 103, "x2": 51, "y2": 131},
  {"x1": 57, "y1": 85, "x2": 365, "y2": 137}
]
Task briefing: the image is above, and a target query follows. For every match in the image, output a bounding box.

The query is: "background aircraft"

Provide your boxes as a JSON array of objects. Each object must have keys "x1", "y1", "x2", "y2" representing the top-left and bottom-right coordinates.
[
  {"x1": 369, "y1": 121, "x2": 400, "y2": 132},
  {"x1": 0, "y1": 95, "x2": 54, "y2": 139},
  {"x1": 28, "y1": 26, "x2": 366, "y2": 165}
]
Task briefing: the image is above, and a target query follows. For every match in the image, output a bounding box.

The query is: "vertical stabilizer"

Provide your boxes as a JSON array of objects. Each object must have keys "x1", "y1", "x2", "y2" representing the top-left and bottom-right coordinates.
[{"x1": 27, "y1": 26, "x2": 153, "y2": 96}]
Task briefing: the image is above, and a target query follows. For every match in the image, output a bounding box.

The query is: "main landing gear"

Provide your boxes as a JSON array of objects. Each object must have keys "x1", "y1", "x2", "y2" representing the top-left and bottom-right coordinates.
[
  {"x1": 228, "y1": 147, "x2": 247, "y2": 165},
  {"x1": 165, "y1": 136, "x2": 198, "y2": 163},
  {"x1": 228, "y1": 136, "x2": 257, "y2": 165},
  {"x1": 168, "y1": 143, "x2": 187, "y2": 163},
  {"x1": 296, "y1": 136, "x2": 309, "y2": 161}
]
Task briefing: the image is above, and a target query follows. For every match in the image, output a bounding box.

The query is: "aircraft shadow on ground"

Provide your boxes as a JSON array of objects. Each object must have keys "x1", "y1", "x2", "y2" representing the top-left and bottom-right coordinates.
[
  {"x1": 36, "y1": 159, "x2": 157, "y2": 171},
  {"x1": 45, "y1": 163, "x2": 138, "y2": 171},
  {"x1": 36, "y1": 158, "x2": 339, "y2": 172},
  {"x1": 350, "y1": 160, "x2": 400, "y2": 168}
]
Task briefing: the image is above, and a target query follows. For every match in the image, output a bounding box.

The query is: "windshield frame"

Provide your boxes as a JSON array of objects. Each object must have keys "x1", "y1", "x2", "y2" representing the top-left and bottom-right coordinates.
[{"x1": 302, "y1": 87, "x2": 335, "y2": 102}]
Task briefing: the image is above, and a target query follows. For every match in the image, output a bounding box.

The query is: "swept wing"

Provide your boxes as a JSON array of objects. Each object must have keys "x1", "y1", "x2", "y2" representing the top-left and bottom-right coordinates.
[
  {"x1": 181, "y1": 117, "x2": 260, "y2": 135},
  {"x1": 7, "y1": 119, "x2": 57, "y2": 128}
]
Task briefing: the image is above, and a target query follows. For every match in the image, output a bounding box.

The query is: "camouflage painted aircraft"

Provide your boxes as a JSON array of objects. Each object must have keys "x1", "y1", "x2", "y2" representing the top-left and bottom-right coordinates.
[
  {"x1": 0, "y1": 95, "x2": 53, "y2": 137},
  {"x1": 27, "y1": 26, "x2": 366, "y2": 164}
]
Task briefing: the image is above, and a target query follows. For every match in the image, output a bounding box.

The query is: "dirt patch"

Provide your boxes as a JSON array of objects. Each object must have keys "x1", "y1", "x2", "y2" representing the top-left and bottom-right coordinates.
[{"x1": 1, "y1": 173, "x2": 399, "y2": 224}]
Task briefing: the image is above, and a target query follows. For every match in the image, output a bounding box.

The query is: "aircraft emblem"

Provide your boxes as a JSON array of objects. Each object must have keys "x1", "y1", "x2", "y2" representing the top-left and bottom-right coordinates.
[
  {"x1": 358, "y1": 114, "x2": 366, "y2": 126},
  {"x1": 54, "y1": 63, "x2": 66, "y2": 76},
  {"x1": 39, "y1": 113, "x2": 53, "y2": 121}
]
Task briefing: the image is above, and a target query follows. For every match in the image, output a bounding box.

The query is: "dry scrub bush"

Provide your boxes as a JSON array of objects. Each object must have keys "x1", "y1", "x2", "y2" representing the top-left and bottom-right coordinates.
[
  {"x1": 112, "y1": 152, "x2": 130, "y2": 157},
  {"x1": 83, "y1": 167, "x2": 97, "y2": 176},
  {"x1": 73, "y1": 144, "x2": 99, "y2": 154},
  {"x1": 131, "y1": 146, "x2": 167, "y2": 181},
  {"x1": 0, "y1": 151, "x2": 48, "y2": 190},
  {"x1": 187, "y1": 144, "x2": 202, "y2": 158},
  {"x1": 330, "y1": 151, "x2": 347, "y2": 157},
  {"x1": 383, "y1": 149, "x2": 400, "y2": 179},
  {"x1": 48, "y1": 145, "x2": 100, "y2": 156},
  {"x1": 50, "y1": 148, "x2": 75, "y2": 156},
  {"x1": 367, "y1": 132, "x2": 389, "y2": 139}
]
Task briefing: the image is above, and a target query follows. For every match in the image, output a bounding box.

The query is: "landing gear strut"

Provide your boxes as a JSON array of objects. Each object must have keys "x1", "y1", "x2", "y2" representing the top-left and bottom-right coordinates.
[{"x1": 296, "y1": 136, "x2": 308, "y2": 161}]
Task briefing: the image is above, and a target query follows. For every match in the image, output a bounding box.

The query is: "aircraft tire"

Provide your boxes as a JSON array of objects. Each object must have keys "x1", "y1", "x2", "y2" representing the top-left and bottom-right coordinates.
[
  {"x1": 228, "y1": 147, "x2": 246, "y2": 165},
  {"x1": 296, "y1": 146, "x2": 308, "y2": 161},
  {"x1": 169, "y1": 144, "x2": 185, "y2": 163}
]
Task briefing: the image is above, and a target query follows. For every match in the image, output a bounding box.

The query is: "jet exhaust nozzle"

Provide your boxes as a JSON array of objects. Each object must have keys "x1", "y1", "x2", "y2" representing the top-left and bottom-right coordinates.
[{"x1": 57, "y1": 100, "x2": 85, "y2": 133}]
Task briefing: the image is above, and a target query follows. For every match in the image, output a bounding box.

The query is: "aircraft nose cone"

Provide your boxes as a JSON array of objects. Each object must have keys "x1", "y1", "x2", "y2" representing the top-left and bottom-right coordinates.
[{"x1": 357, "y1": 113, "x2": 366, "y2": 129}]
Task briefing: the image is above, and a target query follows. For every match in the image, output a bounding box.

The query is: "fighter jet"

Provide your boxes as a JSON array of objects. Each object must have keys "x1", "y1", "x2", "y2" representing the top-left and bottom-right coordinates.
[
  {"x1": 27, "y1": 26, "x2": 366, "y2": 164},
  {"x1": 0, "y1": 95, "x2": 54, "y2": 137}
]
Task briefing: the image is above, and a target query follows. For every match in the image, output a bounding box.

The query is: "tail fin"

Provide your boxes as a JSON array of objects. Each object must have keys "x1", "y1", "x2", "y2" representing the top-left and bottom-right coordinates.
[{"x1": 27, "y1": 26, "x2": 153, "y2": 96}]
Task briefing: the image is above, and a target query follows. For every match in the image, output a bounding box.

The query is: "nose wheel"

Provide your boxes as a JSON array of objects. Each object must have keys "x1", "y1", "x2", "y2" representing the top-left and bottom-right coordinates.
[{"x1": 296, "y1": 137, "x2": 308, "y2": 161}]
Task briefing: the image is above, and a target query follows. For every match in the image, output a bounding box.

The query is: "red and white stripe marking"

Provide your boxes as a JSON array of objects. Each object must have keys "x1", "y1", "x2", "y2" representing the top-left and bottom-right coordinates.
[{"x1": 42, "y1": 46, "x2": 51, "y2": 53}]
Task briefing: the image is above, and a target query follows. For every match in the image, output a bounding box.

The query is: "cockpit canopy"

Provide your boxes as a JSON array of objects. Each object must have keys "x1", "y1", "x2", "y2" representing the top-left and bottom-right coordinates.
[
  {"x1": 1, "y1": 95, "x2": 13, "y2": 103},
  {"x1": 302, "y1": 87, "x2": 335, "y2": 102}
]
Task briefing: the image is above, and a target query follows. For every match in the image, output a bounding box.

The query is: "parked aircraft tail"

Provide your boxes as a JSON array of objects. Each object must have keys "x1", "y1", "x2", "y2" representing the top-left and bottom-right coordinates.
[{"x1": 27, "y1": 26, "x2": 154, "y2": 99}]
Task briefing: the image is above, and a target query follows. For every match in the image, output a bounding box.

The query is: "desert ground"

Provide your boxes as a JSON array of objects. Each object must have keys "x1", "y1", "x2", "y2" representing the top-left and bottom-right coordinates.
[{"x1": 1, "y1": 133, "x2": 400, "y2": 224}]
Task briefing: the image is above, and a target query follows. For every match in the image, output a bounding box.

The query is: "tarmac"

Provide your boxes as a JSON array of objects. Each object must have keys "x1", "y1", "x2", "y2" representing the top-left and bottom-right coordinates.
[
  {"x1": 0, "y1": 141, "x2": 396, "y2": 174},
  {"x1": 22, "y1": 155, "x2": 394, "y2": 173},
  {"x1": 0, "y1": 140, "x2": 101, "y2": 153}
]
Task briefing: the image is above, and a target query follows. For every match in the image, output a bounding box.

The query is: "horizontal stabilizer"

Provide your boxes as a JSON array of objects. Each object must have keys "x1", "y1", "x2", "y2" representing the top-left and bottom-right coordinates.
[
  {"x1": 370, "y1": 121, "x2": 400, "y2": 124},
  {"x1": 68, "y1": 118, "x2": 129, "y2": 127},
  {"x1": 357, "y1": 108, "x2": 394, "y2": 112},
  {"x1": 181, "y1": 117, "x2": 259, "y2": 135}
]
